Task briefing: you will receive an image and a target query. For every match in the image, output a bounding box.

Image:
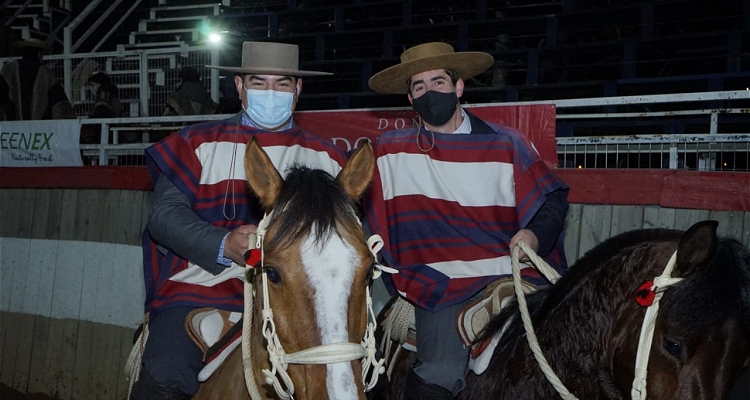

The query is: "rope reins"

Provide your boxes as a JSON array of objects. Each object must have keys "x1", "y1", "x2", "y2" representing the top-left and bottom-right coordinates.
[
  {"x1": 241, "y1": 211, "x2": 391, "y2": 400},
  {"x1": 511, "y1": 241, "x2": 681, "y2": 400}
]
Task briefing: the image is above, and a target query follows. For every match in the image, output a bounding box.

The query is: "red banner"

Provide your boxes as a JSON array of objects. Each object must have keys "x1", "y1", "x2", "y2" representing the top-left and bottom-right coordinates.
[{"x1": 294, "y1": 104, "x2": 558, "y2": 166}]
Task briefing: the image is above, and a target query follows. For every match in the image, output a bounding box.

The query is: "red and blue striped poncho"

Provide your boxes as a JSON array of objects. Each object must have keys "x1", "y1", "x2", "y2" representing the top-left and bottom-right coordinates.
[
  {"x1": 143, "y1": 114, "x2": 346, "y2": 315},
  {"x1": 365, "y1": 115, "x2": 568, "y2": 312}
]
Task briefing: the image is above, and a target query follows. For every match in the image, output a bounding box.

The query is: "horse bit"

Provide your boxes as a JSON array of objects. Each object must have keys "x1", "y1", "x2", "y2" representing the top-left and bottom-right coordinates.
[{"x1": 241, "y1": 210, "x2": 393, "y2": 400}]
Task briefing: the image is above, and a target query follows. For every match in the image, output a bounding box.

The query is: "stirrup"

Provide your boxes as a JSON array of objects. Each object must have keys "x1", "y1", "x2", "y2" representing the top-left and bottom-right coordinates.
[{"x1": 456, "y1": 276, "x2": 536, "y2": 347}]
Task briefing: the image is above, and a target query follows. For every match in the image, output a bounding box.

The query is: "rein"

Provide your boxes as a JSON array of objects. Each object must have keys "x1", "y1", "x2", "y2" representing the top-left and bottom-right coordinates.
[
  {"x1": 241, "y1": 211, "x2": 390, "y2": 400},
  {"x1": 511, "y1": 241, "x2": 681, "y2": 400}
]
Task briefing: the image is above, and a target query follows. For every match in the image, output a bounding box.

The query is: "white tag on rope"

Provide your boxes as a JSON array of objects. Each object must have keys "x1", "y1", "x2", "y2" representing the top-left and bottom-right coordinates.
[{"x1": 367, "y1": 234, "x2": 398, "y2": 277}]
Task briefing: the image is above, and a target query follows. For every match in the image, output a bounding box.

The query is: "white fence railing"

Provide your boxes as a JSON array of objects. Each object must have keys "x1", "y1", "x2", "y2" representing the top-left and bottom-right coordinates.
[
  {"x1": 557, "y1": 134, "x2": 750, "y2": 170},
  {"x1": 72, "y1": 90, "x2": 750, "y2": 170}
]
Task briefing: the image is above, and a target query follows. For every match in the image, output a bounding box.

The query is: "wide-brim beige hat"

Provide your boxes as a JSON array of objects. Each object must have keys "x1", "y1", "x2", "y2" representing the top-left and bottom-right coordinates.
[
  {"x1": 11, "y1": 38, "x2": 51, "y2": 53},
  {"x1": 369, "y1": 42, "x2": 494, "y2": 94},
  {"x1": 207, "y1": 41, "x2": 332, "y2": 76}
]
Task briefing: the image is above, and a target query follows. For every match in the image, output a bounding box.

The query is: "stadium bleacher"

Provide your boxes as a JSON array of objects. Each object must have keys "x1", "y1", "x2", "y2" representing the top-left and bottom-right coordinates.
[{"x1": 2, "y1": 0, "x2": 749, "y2": 120}]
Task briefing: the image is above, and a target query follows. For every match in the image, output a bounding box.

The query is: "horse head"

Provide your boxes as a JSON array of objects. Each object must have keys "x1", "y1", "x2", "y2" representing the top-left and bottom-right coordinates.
[
  {"x1": 610, "y1": 221, "x2": 750, "y2": 399},
  {"x1": 243, "y1": 137, "x2": 376, "y2": 400}
]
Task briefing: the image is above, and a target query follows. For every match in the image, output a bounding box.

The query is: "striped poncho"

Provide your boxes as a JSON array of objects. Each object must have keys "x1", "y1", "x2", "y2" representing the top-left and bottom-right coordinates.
[
  {"x1": 143, "y1": 113, "x2": 345, "y2": 315},
  {"x1": 366, "y1": 114, "x2": 568, "y2": 312}
]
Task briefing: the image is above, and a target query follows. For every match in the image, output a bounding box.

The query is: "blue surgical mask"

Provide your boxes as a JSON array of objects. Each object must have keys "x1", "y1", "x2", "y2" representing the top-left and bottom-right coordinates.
[{"x1": 244, "y1": 88, "x2": 294, "y2": 129}]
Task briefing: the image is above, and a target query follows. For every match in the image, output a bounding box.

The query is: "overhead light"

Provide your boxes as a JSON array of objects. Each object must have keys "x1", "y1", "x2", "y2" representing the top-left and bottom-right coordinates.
[{"x1": 209, "y1": 33, "x2": 222, "y2": 43}]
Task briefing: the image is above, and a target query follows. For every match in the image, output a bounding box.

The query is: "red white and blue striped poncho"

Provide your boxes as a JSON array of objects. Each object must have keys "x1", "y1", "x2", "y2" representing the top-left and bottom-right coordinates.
[
  {"x1": 142, "y1": 114, "x2": 346, "y2": 315},
  {"x1": 366, "y1": 115, "x2": 568, "y2": 312}
]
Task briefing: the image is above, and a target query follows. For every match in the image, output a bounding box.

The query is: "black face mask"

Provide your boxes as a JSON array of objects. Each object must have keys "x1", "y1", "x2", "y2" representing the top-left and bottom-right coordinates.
[{"x1": 411, "y1": 90, "x2": 459, "y2": 127}]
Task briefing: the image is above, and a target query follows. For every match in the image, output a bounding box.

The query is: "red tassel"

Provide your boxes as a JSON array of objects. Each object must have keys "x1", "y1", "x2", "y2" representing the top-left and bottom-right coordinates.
[
  {"x1": 635, "y1": 280, "x2": 656, "y2": 307},
  {"x1": 245, "y1": 249, "x2": 261, "y2": 267}
]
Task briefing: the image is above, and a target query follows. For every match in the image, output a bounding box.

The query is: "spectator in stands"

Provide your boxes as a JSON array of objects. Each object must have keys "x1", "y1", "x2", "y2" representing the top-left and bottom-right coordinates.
[
  {"x1": 163, "y1": 67, "x2": 217, "y2": 116},
  {"x1": 88, "y1": 71, "x2": 122, "y2": 118},
  {"x1": 130, "y1": 41, "x2": 344, "y2": 400},
  {"x1": 214, "y1": 77, "x2": 243, "y2": 114},
  {"x1": 0, "y1": 38, "x2": 75, "y2": 120},
  {"x1": 0, "y1": 74, "x2": 16, "y2": 121},
  {"x1": 366, "y1": 42, "x2": 570, "y2": 399},
  {"x1": 79, "y1": 72, "x2": 123, "y2": 148}
]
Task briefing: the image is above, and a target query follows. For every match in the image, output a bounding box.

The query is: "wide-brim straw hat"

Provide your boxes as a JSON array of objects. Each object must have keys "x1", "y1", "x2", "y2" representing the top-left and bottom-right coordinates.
[
  {"x1": 369, "y1": 42, "x2": 494, "y2": 94},
  {"x1": 207, "y1": 41, "x2": 332, "y2": 76},
  {"x1": 11, "y1": 38, "x2": 51, "y2": 53}
]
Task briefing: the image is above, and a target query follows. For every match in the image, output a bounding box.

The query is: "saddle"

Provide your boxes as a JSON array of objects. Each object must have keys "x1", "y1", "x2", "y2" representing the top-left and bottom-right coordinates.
[
  {"x1": 379, "y1": 277, "x2": 536, "y2": 375},
  {"x1": 456, "y1": 276, "x2": 537, "y2": 348},
  {"x1": 185, "y1": 308, "x2": 243, "y2": 381}
]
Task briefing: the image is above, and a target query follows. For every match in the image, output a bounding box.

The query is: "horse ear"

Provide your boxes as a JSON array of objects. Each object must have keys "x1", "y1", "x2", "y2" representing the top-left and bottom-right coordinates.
[
  {"x1": 336, "y1": 142, "x2": 375, "y2": 200},
  {"x1": 673, "y1": 220, "x2": 719, "y2": 277},
  {"x1": 244, "y1": 136, "x2": 283, "y2": 210}
]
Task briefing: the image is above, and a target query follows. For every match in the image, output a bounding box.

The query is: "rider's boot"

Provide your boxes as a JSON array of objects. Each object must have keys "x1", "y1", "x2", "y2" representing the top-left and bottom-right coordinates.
[
  {"x1": 130, "y1": 368, "x2": 191, "y2": 400},
  {"x1": 402, "y1": 368, "x2": 455, "y2": 400}
]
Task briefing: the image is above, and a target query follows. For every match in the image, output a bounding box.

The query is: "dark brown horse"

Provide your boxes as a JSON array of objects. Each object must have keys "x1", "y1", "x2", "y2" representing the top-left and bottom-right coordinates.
[
  {"x1": 377, "y1": 221, "x2": 750, "y2": 399},
  {"x1": 194, "y1": 138, "x2": 378, "y2": 399}
]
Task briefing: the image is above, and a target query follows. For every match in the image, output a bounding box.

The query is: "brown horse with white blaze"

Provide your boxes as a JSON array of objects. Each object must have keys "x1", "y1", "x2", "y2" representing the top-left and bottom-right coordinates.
[{"x1": 194, "y1": 137, "x2": 377, "y2": 400}]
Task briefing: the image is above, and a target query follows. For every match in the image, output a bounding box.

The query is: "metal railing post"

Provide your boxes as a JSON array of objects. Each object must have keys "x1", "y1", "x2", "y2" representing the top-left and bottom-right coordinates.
[
  {"x1": 210, "y1": 47, "x2": 220, "y2": 103},
  {"x1": 140, "y1": 52, "x2": 149, "y2": 117},
  {"x1": 710, "y1": 111, "x2": 718, "y2": 134},
  {"x1": 63, "y1": 26, "x2": 72, "y2": 96},
  {"x1": 99, "y1": 122, "x2": 109, "y2": 166},
  {"x1": 669, "y1": 146, "x2": 678, "y2": 169}
]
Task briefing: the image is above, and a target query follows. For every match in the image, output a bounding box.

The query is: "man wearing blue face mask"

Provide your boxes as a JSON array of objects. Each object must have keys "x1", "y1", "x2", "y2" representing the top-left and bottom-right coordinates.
[
  {"x1": 365, "y1": 42, "x2": 570, "y2": 399},
  {"x1": 130, "y1": 41, "x2": 346, "y2": 399}
]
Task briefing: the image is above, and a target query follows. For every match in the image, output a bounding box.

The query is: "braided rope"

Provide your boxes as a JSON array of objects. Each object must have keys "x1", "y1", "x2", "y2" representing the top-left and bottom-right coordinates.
[
  {"x1": 241, "y1": 261, "x2": 265, "y2": 400},
  {"x1": 242, "y1": 223, "x2": 267, "y2": 400},
  {"x1": 124, "y1": 314, "x2": 149, "y2": 399},
  {"x1": 631, "y1": 250, "x2": 681, "y2": 400},
  {"x1": 512, "y1": 242, "x2": 577, "y2": 400},
  {"x1": 378, "y1": 297, "x2": 414, "y2": 379},
  {"x1": 361, "y1": 284, "x2": 387, "y2": 391},
  {"x1": 516, "y1": 242, "x2": 563, "y2": 284}
]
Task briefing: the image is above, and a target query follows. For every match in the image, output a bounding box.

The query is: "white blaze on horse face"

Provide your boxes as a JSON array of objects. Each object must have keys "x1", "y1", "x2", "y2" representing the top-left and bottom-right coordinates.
[{"x1": 300, "y1": 227, "x2": 360, "y2": 400}]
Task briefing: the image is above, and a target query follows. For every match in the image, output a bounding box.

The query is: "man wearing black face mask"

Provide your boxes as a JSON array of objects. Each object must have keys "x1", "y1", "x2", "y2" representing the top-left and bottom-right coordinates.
[{"x1": 365, "y1": 42, "x2": 570, "y2": 399}]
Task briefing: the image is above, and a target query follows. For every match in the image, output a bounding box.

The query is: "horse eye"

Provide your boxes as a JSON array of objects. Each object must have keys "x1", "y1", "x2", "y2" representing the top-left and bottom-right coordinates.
[
  {"x1": 264, "y1": 267, "x2": 281, "y2": 283},
  {"x1": 662, "y1": 338, "x2": 682, "y2": 358}
]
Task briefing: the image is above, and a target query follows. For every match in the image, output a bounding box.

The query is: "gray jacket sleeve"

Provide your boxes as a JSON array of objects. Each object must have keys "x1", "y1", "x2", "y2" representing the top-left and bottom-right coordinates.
[{"x1": 147, "y1": 175, "x2": 229, "y2": 274}]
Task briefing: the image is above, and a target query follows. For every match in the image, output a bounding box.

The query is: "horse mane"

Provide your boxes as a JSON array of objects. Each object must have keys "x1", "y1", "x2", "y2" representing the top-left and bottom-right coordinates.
[
  {"x1": 264, "y1": 165, "x2": 359, "y2": 251},
  {"x1": 541, "y1": 229, "x2": 684, "y2": 313},
  {"x1": 561, "y1": 228, "x2": 750, "y2": 334}
]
